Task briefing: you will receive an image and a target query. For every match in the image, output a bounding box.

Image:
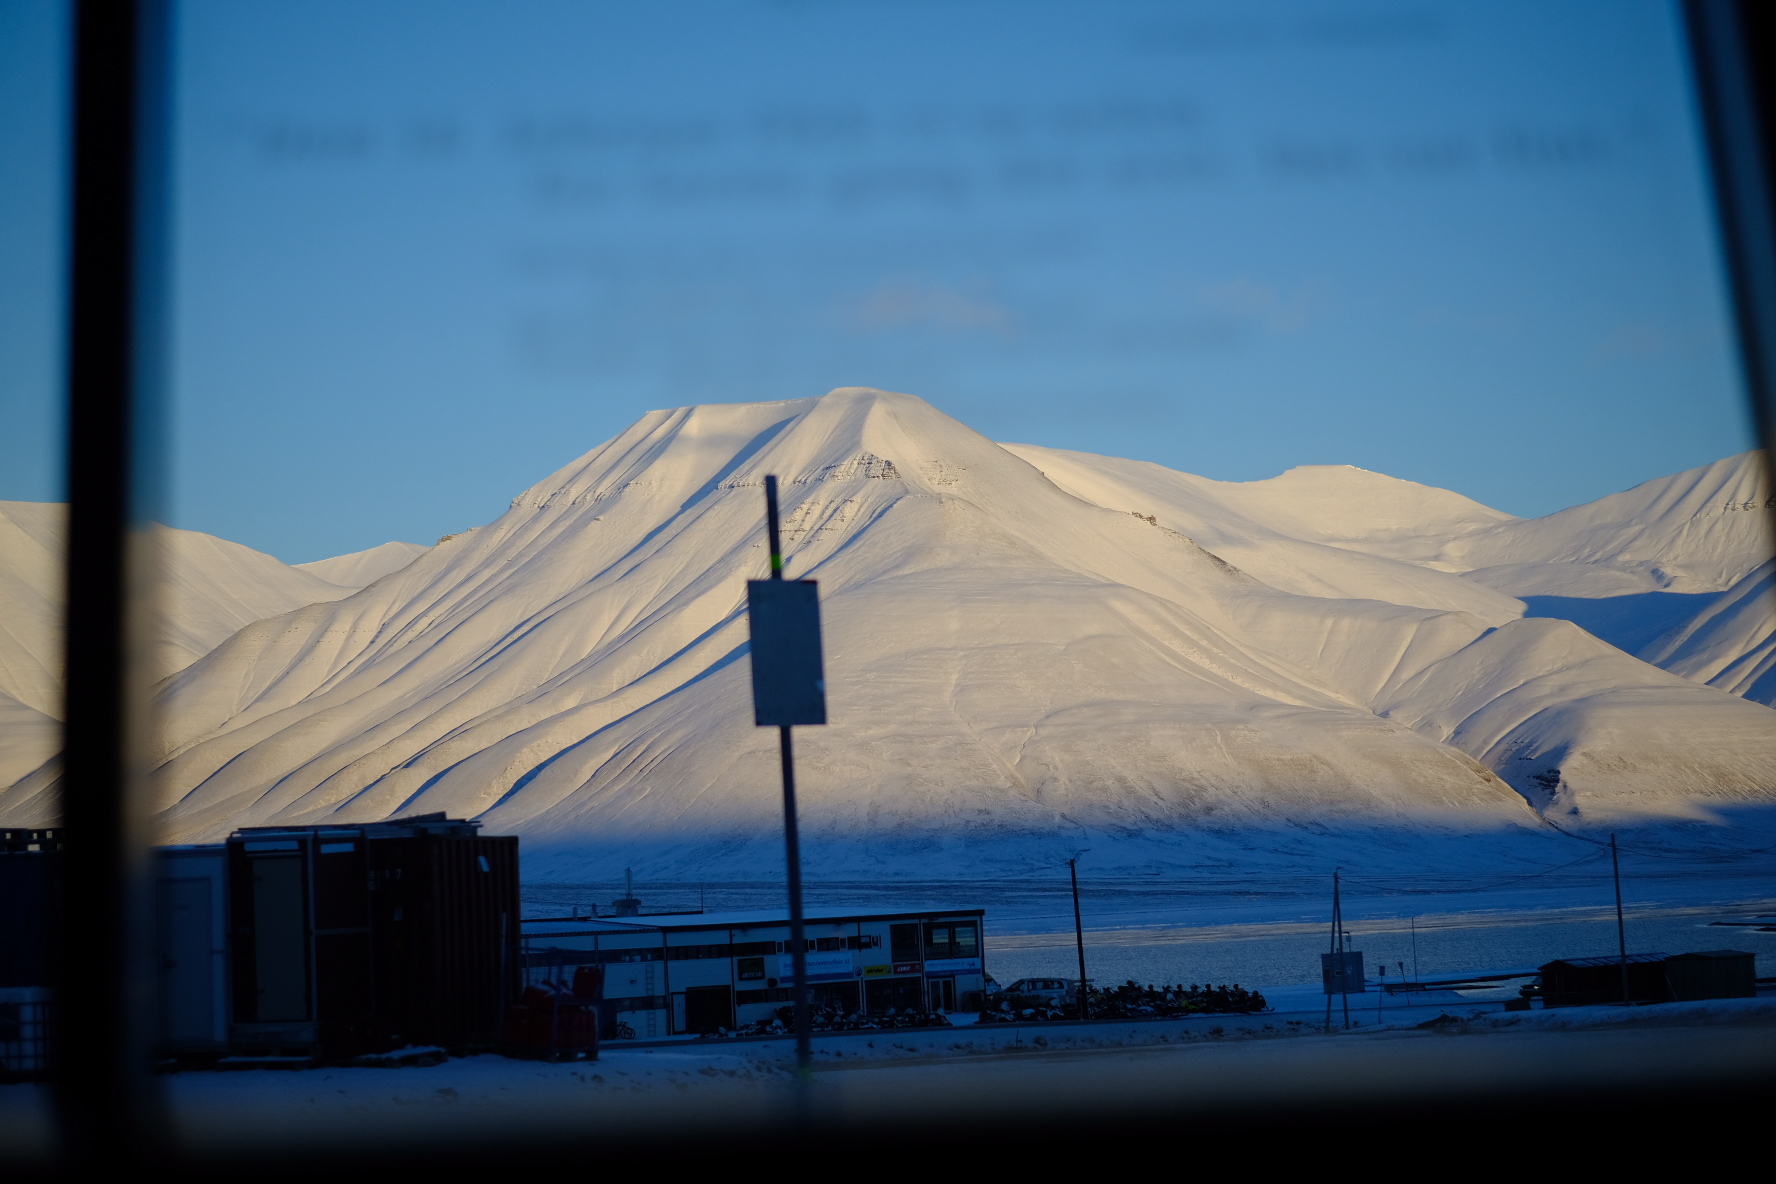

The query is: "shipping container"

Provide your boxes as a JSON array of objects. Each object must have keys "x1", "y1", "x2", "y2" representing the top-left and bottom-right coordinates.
[
  {"x1": 1539, "y1": 953, "x2": 1671, "y2": 1007},
  {"x1": 0, "y1": 829, "x2": 61, "y2": 991},
  {"x1": 226, "y1": 814, "x2": 519, "y2": 1059},
  {"x1": 0, "y1": 830, "x2": 61, "y2": 1082},
  {"x1": 1663, "y1": 950, "x2": 1757, "y2": 1000}
]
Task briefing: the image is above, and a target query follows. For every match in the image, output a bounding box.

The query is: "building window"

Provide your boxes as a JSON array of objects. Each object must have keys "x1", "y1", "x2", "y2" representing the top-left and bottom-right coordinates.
[
  {"x1": 889, "y1": 923, "x2": 921, "y2": 964},
  {"x1": 667, "y1": 943, "x2": 730, "y2": 961},
  {"x1": 924, "y1": 922, "x2": 978, "y2": 960}
]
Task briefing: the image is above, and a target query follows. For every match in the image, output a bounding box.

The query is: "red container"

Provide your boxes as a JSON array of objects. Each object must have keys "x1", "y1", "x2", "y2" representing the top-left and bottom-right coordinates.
[{"x1": 504, "y1": 983, "x2": 598, "y2": 1060}]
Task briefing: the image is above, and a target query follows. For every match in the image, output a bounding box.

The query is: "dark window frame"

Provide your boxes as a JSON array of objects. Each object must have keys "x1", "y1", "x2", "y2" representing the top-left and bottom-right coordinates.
[{"x1": 47, "y1": 0, "x2": 1776, "y2": 1165}]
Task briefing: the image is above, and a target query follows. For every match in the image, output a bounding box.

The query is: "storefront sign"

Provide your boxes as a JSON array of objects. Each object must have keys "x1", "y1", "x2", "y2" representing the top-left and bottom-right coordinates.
[
  {"x1": 776, "y1": 950, "x2": 855, "y2": 983},
  {"x1": 892, "y1": 962, "x2": 921, "y2": 975},
  {"x1": 863, "y1": 964, "x2": 892, "y2": 977},
  {"x1": 921, "y1": 957, "x2": 981, "y2": 974}
]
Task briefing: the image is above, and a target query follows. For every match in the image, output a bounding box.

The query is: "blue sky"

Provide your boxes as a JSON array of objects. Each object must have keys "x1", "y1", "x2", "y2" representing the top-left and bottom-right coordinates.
[{"x1": 0, "y1": 0, "x2": 1755, "y2": 563}]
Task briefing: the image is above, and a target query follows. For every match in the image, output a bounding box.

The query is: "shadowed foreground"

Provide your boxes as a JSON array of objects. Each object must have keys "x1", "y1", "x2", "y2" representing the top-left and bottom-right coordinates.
[{"x1": 4, "y1": 998, "x2": 1772, "y2": 1166}]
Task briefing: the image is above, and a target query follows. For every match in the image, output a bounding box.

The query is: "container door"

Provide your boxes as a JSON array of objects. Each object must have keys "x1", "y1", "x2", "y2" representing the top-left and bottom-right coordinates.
[
  {"x1": 251, "y1": 855, "x2": 309, "y2": 1021},
  {"x1": 157, "y1": 877, "x2": 215, "y2": 1044},
  {"x1": 311, "y1": 839, "x2": 372, "y2": 1051}
]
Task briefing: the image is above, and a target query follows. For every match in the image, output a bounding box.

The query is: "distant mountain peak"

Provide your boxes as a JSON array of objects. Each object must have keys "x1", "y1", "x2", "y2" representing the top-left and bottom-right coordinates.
[{"x1": 295, "y1": 540, "x2": 430, "y2": 588}]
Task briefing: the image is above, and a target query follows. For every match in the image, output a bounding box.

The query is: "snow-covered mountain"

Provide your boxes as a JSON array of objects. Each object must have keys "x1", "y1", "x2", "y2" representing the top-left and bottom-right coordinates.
[
  {"x1": 1000, "y1": 447, "x2": 1524, "y2": 621},
  {"x1": 295, "y1": 540, "x2": 429, "y2": 588},
  {"x1": 3, "y1": 391, "x2": 1771, "y2": 876},
  {"x1": 1450, "y1": 452, "x2": 1772, "y2": 598},
  {"x1": 8, "y1": 387, "x2": 1749, "y2": 878},
  {"x1": 0, "y1": 501, "x2": 363, "y2": 692},
  {"x1": 1639, "y1": 560, "x2": 1776, "y2": 703},
  {"x1": 0, "y1": 503, "x2": 415, "y2": 791},
  {"x1": 156, "y1": 528, "x2": 361, "y2": 678},
  {"x1": 1011, "y1": 445, "x2": 1776, "y2": 704}
]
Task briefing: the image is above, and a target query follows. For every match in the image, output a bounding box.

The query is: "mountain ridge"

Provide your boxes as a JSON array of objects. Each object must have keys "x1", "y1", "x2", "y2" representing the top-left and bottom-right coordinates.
[
  {"x1": 118, "y1": 391, "x2": 1776, "y2": 874},
  {"x1": 2, "y1": 390, "x2": 1771, "y2": 878}
]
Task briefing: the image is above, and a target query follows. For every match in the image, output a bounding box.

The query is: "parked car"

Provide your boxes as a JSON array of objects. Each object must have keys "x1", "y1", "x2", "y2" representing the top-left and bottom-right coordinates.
[{"x1": 1003, "y1": 978, "x2": 1079, "y2": 1007}]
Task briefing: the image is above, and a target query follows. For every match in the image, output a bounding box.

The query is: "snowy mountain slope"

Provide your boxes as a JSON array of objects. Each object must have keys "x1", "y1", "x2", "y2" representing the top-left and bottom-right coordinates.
[
  {"x1": 157, "y1": 528, "x2": 357, "y2": 678},
  {"x1": 295, "y1": 540, "x2": 429, "y2": 588},
  {"x1": 115, "y1": 390, "x2": 1775, "y2": 876},
  {"x1": 1166, "y1": 461, "x2": 1514, "y2": 561},
  {"x1": 1376, "y1": 617, "x2": 1776, "y2": 822},
  {"x1": 0, "y1": 501, "x2": 357, "y2": 729},
  {"x1": 140, "y1": 389, "x2": 1563, "y2": 869},
  {"x1": 1448, "y1": 455, "x2": 1774, "y2": 701},
  {"x1": 0, "y1": 502, "x2": 64, "y2": 719},
  {"x1": 1011, "y1": 447, "x2": 1776, "y2": 711},
  {"x1": 1638, "y1": 560, "x2": 1776, "y2": 704},
  {"x1": 999, "y1": 447, "x2": 1524, "y2": 622},
  {"x1": 0, "y1": 689, "x2": 57, "y2": 791},
  {"x1": 1215, "y1": 587, "x2": 1776, "y2": 823},
  {"x1": 1445, "y1": 452, "x2": 1771, "y2": 595}
]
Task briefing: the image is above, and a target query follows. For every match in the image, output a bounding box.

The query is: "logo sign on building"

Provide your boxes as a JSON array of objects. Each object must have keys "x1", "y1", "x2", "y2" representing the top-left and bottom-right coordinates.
[
  {"x1": 892, "y1": 962, "x2": 921, "y2": 975},
  {"x1": 777, "y1": 950, "x2": 854, "y2": 983},
  {"x1": 922, "y1": 957, "x2": 982, "y2": 974}
]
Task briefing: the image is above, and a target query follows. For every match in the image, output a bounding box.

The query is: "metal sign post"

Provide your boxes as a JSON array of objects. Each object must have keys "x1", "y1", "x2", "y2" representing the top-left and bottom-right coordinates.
[{"x1": 746, "y1": 475, "x2": 828, "y2": 1100}]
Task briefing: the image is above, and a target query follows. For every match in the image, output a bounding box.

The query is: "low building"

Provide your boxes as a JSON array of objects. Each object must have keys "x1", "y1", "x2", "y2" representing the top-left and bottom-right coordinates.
[
  {"x1": 1538, "y1": 950, "x2": 1761, "y2": 1007},
  {"x1": 1539, "y1": 953, "x2": 1671, "y2": 1007},
  {"x1": 522, "y1": 906, "x2": 987, "y2": 1038},
  {"x1": 1663, "y1": 950, "x2": 1757, "y2": 1001}
]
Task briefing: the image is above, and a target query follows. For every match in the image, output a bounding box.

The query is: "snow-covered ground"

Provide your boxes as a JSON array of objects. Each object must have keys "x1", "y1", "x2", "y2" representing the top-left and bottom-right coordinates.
[{"x1": 4, "y1": 994, "x2": 1770, "y2": 1160}]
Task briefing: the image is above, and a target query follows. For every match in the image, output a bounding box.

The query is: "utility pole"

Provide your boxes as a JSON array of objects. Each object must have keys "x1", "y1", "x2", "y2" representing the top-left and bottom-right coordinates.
[
  {"x1": 1324, "y1": 880, "x2": 1333, "y2": 1033},
  {"x1": 1611, "y1": 834, "x2": 1629, "y2": 1004},
  {"x1": 1069, "y1": 854, "x2": 1090, "y2": 1020},
  {"x1": 1320, "y1": 871, "x2": 1355, "y2": 1031},
  {"x1": 747, "y1": 475, "x2": 829, "y2": 1104},
  {"x1": 1338, "y1": 873, "x2": 1351, "y2": 1030}
]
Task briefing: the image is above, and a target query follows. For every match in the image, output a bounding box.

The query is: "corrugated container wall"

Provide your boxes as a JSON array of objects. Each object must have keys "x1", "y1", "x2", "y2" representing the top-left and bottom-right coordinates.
[{"x1": 226, "y1": 816, "x2": 519, "y2": 1059}]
